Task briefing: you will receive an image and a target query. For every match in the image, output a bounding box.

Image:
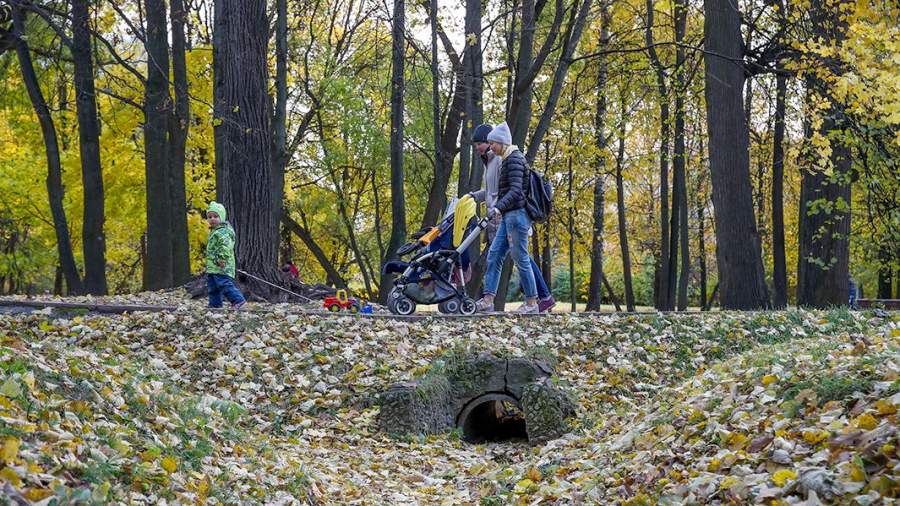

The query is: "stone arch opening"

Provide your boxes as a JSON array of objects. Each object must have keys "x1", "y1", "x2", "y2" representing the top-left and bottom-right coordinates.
[{"x1": 456, "y1": 393, "x2": 528, "y2": 443}]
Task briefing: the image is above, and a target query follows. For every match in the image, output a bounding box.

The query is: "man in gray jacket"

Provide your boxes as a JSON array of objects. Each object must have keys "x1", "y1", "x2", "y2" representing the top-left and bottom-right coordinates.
[{"x1": 469, "y1": 123, "x2": 555, "y2": 312}]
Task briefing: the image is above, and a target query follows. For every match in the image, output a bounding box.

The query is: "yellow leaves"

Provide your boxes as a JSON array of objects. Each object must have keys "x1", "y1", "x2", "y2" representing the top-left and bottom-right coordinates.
[
  {"x1": 761, "y1": 374, "x2": 779, "y2": 386},
  {"x1": 2, "y1": 437, "x2": 20, "y2": 464},
  {"x1": 0, "y1": 466, "x2": 22, "y2": 487},
  {"x1": 23, "y1": 488, "x2": 54, "y2": 501},
  {"x1": 514, "y1": 478, "x2": 537, "y2": 494},
  {"x1": 161, "y1": 456, "x2": 178, "y2": 473},
  {"x1": 875, "y1": 399, "x2": 897, "y2": 416},
  {"x1": 719, "y1": 475, "x2": 740, "y2": 490},
  {"x1": 726, "y1": 432, "x2": 749, "y2": 451},
  {"x1": 771, "y1": 469, "x2": 797, "y2": 487},
  {"x1": 849, "y1": 463, "x2": 867, "y2": 482},
  {"x1": 707, "y1": 458, "x2": 721, "y2": 472},
  {"x1": 0, "y1": 376, "x2": 22, "y2": 398},
  {"x1": 854, "y1": 413, "x2": 879, "y2": 430},
  {"x1": 21, "y1": 372, "x2": 34, "y2": 391},
  {"x1": 802, "y1": 429, "x2": 830, "y2": 444},
  {"x1": 466, "y1": 33, "x2": 478, "y2": 46}
]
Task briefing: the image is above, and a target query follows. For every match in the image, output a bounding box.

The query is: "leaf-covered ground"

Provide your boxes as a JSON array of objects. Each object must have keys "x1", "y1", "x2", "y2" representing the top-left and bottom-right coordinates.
[{"x1": 0, "y1": 299, "x2": 897, "y2": 504}]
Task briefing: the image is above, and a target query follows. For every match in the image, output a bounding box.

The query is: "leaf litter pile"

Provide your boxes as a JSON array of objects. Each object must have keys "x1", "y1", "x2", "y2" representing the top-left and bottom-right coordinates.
[{"x1": 0, "y1": 299, "x2": 897, "y2": 504}]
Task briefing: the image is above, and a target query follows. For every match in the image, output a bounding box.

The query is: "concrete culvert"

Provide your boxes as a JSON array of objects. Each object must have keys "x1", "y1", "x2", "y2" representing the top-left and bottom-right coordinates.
[
  {"x1": 457, "y1": 393, "x2": 528, "y2": 443},
  {"x1": 378, "y1": 353, "x2": 575, "y2": 444}
]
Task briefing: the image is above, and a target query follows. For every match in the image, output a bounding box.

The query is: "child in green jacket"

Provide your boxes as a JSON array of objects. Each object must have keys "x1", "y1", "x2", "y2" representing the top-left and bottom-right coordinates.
[{"x1": 206, "y1": 201, "x2": 246, "y2": 309}]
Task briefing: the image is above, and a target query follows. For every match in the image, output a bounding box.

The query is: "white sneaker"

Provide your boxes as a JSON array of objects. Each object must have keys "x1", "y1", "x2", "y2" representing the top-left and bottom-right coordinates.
[
  {"x1": 516, "y1": 303, "x2": 539, "y2": 314},
  {"x1": 475, "y1": 298, "x2": 494, "y2": 313}
]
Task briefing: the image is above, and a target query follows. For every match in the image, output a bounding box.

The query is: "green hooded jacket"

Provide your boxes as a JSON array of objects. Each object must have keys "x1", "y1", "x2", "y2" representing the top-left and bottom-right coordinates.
[{"x1": 206, "y1": 202, "x2": 236, "y2": 278}]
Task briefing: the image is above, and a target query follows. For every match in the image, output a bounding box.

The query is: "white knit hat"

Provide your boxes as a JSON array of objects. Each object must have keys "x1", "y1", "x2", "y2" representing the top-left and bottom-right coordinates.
[{"x1": 486, "y1": 121, "x2": 512, "y2": 145}]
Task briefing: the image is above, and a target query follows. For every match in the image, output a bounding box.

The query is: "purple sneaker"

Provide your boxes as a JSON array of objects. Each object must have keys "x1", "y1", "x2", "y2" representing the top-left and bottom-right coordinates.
[
  {"x1": 231, "y1": 301, "x2": 246, "y2": 310},
  {"x1": 538, "y1": 296, "x2": 556, "y2": 313}
]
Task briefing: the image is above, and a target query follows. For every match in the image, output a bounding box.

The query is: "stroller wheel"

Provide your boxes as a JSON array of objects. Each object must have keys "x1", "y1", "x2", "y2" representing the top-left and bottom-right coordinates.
[
  {"x1": 394, "y1": 296, "x2": 416, "y2": 315},
  {"x1": 438, "y1": 299, "x2": 460, "y2": 314},
  {"x1": 460, "y1": 298, "x2": 477, "y2": 315}
]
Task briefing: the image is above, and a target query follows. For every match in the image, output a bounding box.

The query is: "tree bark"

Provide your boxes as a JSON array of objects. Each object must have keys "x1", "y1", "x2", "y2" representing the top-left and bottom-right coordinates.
[
  {"x1": 379, "y1": 0, "x2": 408, "y2": 303},
  {"x1": 698, "y1": 195, "x2": 708, "y2": 310},
  {"x1": 214, "y1": 0, "x2": 279, "y2": 288},
  {"x1": 461, "y1": 0, "x2": 486, "y2": 295},
  {"x1": 771, "y1": 71, "x2": 788, "y2": 308},
  {"x1": 646, "y1": 0, "x2": 670, "y2": 310},
  {"x1": 876, "y1": 249, "x2": 893, "y2": 299},
  {"x1": 586, "y1": 11, "x2": 609, "y2": 312},
  {"x1": 170, "y1": 0, "x2": 191, "y2": 284},
  {"x1": 703, "y1": 0, "x2": 769, "y2": 309},
  {"x1": 144, "y1": 0, "x2": 174, "y2": 290},
  {"x1": 568, "y1": 151, "x2": 576, "y2": 312},
  {"x1": 615, "y1": 102, "x2": 635, "y2": 312},
  {"x1": 673, "y1": 0, "x2": 689, "y2": 310},
  {"x1": 272, "y1": 0, "x2": 288, "y2": 264},
  {"x1": 795, "y1": 0, "x2": 852, "y2": 308},
  {"x1": 72, "y1": 0, "x2": 108, "y2": 295},
  {"x1": 426, "y1": 0, "x2": 443, "y2": 226},
  {"x1": 13, "y1": 7, "x2": 83, "y2": 295}
]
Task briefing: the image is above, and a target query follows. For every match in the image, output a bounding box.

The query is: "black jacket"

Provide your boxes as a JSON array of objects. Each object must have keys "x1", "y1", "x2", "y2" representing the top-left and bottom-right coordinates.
[{"x1": 495, "y1": 148, "x2": 528, "y2": 213}]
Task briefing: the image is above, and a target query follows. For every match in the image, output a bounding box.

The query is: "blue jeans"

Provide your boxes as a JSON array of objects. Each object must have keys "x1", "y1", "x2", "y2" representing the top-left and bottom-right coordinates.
[
  {"x1": 528, "y1": 258, "x2": 551, "y2": 299},
  {"x1": 483, "y1": 209, "x2": 537, "y2": 299},
  {"x1": 208, "y1": 273, "x2": 246, "y2": 308}
]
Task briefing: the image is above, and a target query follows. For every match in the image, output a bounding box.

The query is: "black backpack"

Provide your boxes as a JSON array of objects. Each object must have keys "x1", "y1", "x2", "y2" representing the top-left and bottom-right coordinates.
[{"x1": 525, "y1": 167, "x2": 553, "y2": 223}]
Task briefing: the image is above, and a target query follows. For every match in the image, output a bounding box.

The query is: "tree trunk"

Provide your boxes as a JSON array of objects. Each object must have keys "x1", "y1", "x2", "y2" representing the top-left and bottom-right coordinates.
[
  {"x1": 698, "y1": 196, "x2": 708, "y2": 310},
  {"x1": 213, "y1": 0, "x2": 226, "y2": 200},
  {"x1": 615, "y1": 107, "x2": 635, "y2": 312},
  {"x1": 674, "y1": 0, "x2": 689, "y2": 310},
  {"x1": 214, "y1": 0, "x2": 279, "y2": 289},
  {"x1": 72, "y1": 0, "x2": 108, "y2": 295},
  {"x1": 703, "y1": 0, "x2": 769, "y2": 309},
  {"x1": 12, "y1": 8, "x2": 83, "y2": 295},
  {"x1": 771, "y1": 71, "x2": 788, "y2": 308},
  {"x1": 144, "y1": 0, "x2": 174, "y2": 290},
  {"x1": 379, "y1": 0, "x2": 408, "y2": 303},
  {"x1": 568, "y1": 152, "x2": 576, "y2": 312},
  {"x1": 602, "y1": 272, "x2": 622, "y2": 311},
  {"x1": 460, "y1": 0, "x2": 485, "y2": 294},
  {"x1": 796, "y1": 0, "x2": 852, "y2": 308},
  {"x1": 170, "y1": 0, "x2": 191, "y2": 285},
  {"x1": 271, "y1": 0, "x2": 288, "y2": 265},
  {"x1": 426, "y1": 0, "x2": 443, "y2": 227},
  {"x1": 542, "y1": 218, "x2": 551, "y2": 286},
  {"x1": 586, "y1": 9, "x2": 609, "y2": 312},
  {"x1": 646, "y1": 0, "x2": 670, "y2": 310},
  {"x1": 877, "y1": 249, "x2": 892, "y2": 298}
]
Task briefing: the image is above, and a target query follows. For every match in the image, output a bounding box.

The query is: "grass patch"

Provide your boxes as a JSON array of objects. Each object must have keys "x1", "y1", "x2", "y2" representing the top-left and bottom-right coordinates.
[{"x1": 780, "y1": 374, "x2": 875, "y2": 405}]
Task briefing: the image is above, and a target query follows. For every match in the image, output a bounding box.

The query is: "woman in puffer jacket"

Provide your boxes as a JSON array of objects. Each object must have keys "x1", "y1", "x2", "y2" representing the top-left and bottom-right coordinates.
[{"x1": 474, "y1": 121, "x2": 540, "y2": 314}]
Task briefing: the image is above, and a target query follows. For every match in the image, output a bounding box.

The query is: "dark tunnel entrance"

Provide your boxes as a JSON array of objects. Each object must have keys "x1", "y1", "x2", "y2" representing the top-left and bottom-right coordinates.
[{"x1": 457, "y1": 393, "x2": 528, "y2": 443}]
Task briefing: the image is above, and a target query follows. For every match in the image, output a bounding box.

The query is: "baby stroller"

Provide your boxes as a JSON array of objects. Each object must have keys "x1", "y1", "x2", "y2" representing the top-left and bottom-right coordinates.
[{"x1": 382, "y1": 195, "x2": 489, "y2": 315}]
